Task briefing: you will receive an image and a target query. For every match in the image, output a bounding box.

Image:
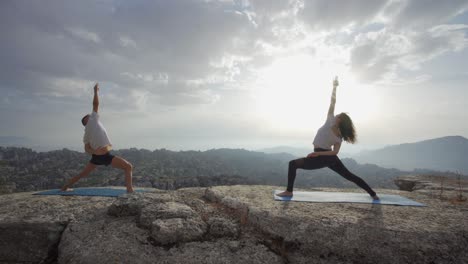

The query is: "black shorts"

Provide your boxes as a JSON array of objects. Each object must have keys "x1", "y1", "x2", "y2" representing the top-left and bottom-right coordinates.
[{"x1": 90, "y1": 152, "x2": 115, "y2": 166}]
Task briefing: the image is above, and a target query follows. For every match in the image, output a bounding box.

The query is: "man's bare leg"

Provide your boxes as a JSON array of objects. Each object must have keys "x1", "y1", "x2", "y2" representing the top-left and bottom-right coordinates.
[
  {"x1": 61, "y1": 163, "x2": 97, "y2": 191},
  {"x1": 111, "y1": 156, "x2": 134, "y2": 193}
]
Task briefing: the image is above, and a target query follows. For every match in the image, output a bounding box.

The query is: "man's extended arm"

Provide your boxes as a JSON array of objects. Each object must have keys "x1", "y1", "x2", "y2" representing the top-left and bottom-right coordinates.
[
  {"x1": 93, "y1": 83, "x2": 99, "y2": 113},
  {"x1": 84, "y1": 143, "x2": 95, "y2": 155}
]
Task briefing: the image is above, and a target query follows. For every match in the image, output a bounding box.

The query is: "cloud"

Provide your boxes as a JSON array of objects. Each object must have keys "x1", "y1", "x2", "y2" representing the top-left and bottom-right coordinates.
[
  {"x1": 298, "y1": 0, "x2": 389, "y2": 30},
  {"x1": 0, "y1": 0, "x2": 258, "y2": 107},
  {"x1": 347, "y1": 0, "x2": 468, "y2": 83},
  {"x1": 246, "y1": 0, "x2": 294, "y2": 16},
  {"x1": 118, "y1": 35, "x2": 137, "y2": 49},
  {"x1": 350, "y1": 25, "x2": 468, "y2": 83},
  {"x1": 65, "y1": 27, "x2": 101, "y2": 43},
  {"x1": 4, "y1": 0, "x2": 465, "y2": 105},
  {"x1": 384, "y1": 0, "x2": 468, "y2": 29}
]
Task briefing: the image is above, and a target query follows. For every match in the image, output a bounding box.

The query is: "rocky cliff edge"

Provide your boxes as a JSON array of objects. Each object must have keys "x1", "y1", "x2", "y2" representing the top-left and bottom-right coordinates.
[{"x1": 0, "y1": 185, "x2": 467, "y2": 264}]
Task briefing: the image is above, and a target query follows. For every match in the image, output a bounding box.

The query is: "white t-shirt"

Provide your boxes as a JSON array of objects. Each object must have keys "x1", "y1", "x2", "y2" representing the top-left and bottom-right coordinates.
[
  {"x1": 83, "y1": 112, "x2": 112, "y2": 150},
  {"x1": 312, "y1": 115, "x2": 342, "y2": 149}
]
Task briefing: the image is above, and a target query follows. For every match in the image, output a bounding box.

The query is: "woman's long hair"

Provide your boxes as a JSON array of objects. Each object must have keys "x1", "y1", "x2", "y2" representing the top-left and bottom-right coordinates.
[{"x1": 338, "y1": 113, "x2": 357, "y2": 144}]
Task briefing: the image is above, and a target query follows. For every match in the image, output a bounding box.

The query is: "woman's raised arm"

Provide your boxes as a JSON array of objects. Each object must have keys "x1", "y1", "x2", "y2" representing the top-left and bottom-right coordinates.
[{"x1": 327, "y1": 77, "x2": 339, "y2": 117}]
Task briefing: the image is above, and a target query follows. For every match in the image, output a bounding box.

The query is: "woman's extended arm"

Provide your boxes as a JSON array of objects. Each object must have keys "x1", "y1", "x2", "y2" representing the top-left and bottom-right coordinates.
[{"x1": 327, "y1": 77, "x2": 338, "y2": 117}]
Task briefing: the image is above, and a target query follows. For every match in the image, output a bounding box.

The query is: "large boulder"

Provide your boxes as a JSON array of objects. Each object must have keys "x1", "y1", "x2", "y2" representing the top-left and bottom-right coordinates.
[
  {"x1": 203, "y1": 185, "x2": 468, "y2": 264},
  {"x1": 394, "y1": 174, "x2": 468, "y2": 196},
  {"x1": 0, "y1": 191, "x2": 115, "y2": 263},
  {"x1": 58, "y1": 217, "x2": 163, "y2": 264},
  {"x1": 394, "y1": 175, "x2": 436, "y2": 191},
  {"x1": 163, "y1": 239, "x2": 283, "y2": 264},
  {"x1": 138, "y1": 202, "x2": 196, "y2": 229},
  {"x1": 0, "y1": 221, "x2": 66, "y2": 263},
  {"x1": 107, "y1": 194, "x2": 143, "y2": 217},
  {"x1": 206, "y1": 217, "x2": 239, "y2": 238},
  {"x1": 150, "y1": 217, "x2": 207, "y2": 245},
  {"x1": 107, "y1": 191, "x2": 173, "y2": 217}
]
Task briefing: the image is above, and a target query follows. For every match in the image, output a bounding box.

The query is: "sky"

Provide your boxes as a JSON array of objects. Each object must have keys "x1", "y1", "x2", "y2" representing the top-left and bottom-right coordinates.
[{"x1": 1, "y1": 0, "x2": 468, "y2": 152}]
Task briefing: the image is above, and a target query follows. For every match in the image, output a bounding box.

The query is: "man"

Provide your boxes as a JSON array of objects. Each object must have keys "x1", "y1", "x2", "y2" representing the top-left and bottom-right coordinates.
[{"x1": 61, "y1": 83, "x2": 134, "y2": 193}]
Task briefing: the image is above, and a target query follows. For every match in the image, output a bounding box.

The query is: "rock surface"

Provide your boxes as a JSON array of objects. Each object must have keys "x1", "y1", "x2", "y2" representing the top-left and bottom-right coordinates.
[{"x1": 0, "y1": 185, "x2": 467, "y2": 264}]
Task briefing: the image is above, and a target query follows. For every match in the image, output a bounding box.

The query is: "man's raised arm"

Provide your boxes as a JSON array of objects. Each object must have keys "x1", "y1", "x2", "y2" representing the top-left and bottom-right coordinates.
[{"x1": 93, "y1": 83, "x2": 99, "y2": 113}]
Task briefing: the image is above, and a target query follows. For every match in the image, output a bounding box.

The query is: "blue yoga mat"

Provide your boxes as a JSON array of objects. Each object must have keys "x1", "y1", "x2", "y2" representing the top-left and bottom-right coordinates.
[
  {"x1": 34, "y1": 188, "x2": 146, "y2": 197},
  {"x1": 273, "y1": 190, "x2": 425, "y2": 206}
]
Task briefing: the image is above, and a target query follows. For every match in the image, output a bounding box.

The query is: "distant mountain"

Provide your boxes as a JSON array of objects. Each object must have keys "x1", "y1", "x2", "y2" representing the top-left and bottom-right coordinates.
[
  {"x1": 257, "y1": 146, "x2": 312, "y2": 157},
  {"x1": 353, "y1": 136, "x2": 468, "y2": 174},
  {"x1": 0, "y1": 136, "x2": 33, "y2": 147}
]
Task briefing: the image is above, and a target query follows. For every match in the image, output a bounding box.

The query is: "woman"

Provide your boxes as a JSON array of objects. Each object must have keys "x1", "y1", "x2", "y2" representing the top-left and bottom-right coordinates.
[{"x1": 277, "y1": 77, "x2": 379, "y2": 200}]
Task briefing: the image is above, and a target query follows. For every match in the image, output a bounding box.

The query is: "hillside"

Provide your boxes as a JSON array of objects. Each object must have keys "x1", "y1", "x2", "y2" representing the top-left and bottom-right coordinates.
[
  {"x1": 0, "y1": 147, "x2": 413, "y2": 194},
  {"x1": 0, "y1": 185, "x2": 466, "y2": 263},
  {"x1": 353, "y1": 136, "x2": 468, "y2": 173},
  {"x1": 2, "y1": 146, "x2": 465, "y2": 195}
]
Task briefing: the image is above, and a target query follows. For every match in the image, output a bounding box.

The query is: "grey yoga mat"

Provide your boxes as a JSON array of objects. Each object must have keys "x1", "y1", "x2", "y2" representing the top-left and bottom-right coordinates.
[{"x1": 273, "y1": 190, "x2": 425, "y2": 206}]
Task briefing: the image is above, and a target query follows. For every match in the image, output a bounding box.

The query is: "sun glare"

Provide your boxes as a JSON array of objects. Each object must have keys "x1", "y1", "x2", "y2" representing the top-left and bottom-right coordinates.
[{"x1": 252, "y1": 54, "x2": 379, "y2": 132}]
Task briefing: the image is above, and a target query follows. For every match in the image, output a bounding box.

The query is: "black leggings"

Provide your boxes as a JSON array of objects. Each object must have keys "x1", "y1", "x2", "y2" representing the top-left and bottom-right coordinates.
[{"x1": 287, "y1": 148, "x2": 376, "y2": 196}]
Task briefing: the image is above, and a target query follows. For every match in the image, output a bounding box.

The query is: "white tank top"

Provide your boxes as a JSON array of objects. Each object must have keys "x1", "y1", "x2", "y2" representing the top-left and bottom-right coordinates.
[
  {"x1": 83, "y1": 112, "x2": 112, "y2": 150},
  {"x1": 313, "y1": 115, "x2": 342, "y2": 149}
]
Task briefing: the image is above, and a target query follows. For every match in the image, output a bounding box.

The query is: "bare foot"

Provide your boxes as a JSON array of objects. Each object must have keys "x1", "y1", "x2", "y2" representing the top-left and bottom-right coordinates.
[
  {"x1": 60, "y1": 187, "x2": 74, "y2": 192},
  {"x1": 276, "y1": 191, "x2": 293, "y2": 197},
  {"x1": 126, "y1": 188, "x2": 134, "y2": 193},
  {"x1": 372, "y1": 195, "x2": 380, "y2": 201}
]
